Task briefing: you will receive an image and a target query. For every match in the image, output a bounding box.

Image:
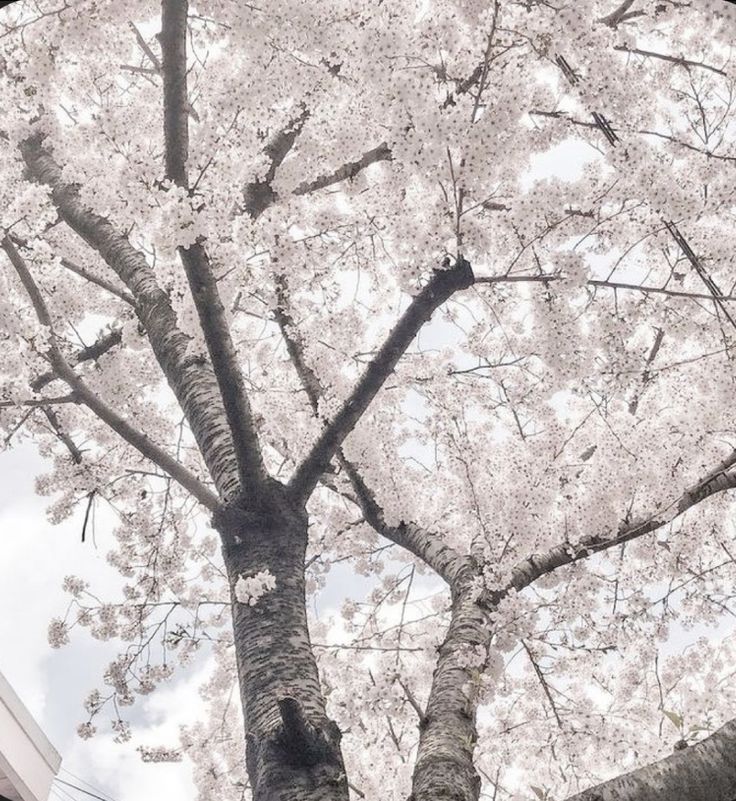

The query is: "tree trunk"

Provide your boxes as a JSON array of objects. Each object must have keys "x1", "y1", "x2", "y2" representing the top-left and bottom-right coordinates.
[
  {"x1": 409, "y1": 585, "x2": 488, "y2": 801},
  {"x1": 215, "y1": 485, "x2": 349, "y2": 801}
]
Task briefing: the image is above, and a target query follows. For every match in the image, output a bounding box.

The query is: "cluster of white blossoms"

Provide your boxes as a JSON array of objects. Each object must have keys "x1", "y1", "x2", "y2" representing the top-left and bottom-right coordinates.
[
  {"x1": 137, "y1": 746, "x2": 183, "y2": 763},
  {"x1": 62, "y1": 575, "x2": 89, "y2": 598},
  {"x1": 234, "y1": 570, "x2": 277, "y2": 606},
  {"x1": 76, "y1": 722, "x2": 96, "y2": 741},
  {"x1": 111, "y1": 718, "x2": 132, "y2": 744},
  {"x1": 47, "y1": 617, "x2": 70, "y2": 649}
]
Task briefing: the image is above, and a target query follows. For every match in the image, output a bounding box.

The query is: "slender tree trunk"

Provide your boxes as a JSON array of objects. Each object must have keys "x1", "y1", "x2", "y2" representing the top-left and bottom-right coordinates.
[
  {"x1": 410, "y1": 582, "x2": 489, "y2": 801},
  {"x1": 215, "y1": 485, "x2": 349, "y2": 801}
]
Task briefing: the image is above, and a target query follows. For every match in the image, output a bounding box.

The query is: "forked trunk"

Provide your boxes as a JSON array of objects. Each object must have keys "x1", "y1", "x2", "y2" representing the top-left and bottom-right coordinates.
[{"x1": 215, "y1": 488, "x2": 349, "y2": 801}]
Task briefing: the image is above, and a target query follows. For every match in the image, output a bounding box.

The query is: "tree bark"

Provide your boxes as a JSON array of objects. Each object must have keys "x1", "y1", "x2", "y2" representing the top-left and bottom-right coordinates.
[
  {"x1": 409, "y1": 581, "x2": 489, "y2": 801},
  {"x1": 161, "y1": 0, "x2": 268, "y2": 497},
  {"x1": 214, "y1": 484, "x2": 349, "y2": 801},
  {"x1": 289, "y1": 257, "x2": 475, "y2": 502},
  {"x1": 566, "y1": 719, "x2": 736, "y2": 801}
]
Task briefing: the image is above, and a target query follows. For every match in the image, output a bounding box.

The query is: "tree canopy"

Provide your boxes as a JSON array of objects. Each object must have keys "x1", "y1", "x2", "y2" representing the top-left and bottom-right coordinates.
[{"x1": 2, "y1": 0, "x2": 736, "y2": 799}]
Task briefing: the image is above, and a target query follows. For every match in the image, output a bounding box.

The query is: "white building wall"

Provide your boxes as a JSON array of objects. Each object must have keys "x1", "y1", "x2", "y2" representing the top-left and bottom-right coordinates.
[{"x1": 0, "y1": 671, "x2": 60, "y2": 801}]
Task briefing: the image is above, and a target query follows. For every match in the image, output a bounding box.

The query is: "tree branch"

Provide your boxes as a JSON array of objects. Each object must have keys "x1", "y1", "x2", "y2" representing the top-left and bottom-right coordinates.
[
  {"x1": 42, "y1": 404, "x2": 83, "y2": 464},
  {"x1": 1, "y1": 235, "x2": 218, "y2": 510},
  {"x1": 31, "y1": 327, "x2": 123, "y2": 392},
  {"x1": 628, "y1": 327, "x2": 664, "y2": 415},
  {"x1": 529, "y1": 110, "x2": 736, "y2": 163},
  {"x1": 160, "y1": 0, "x2": 189, "y2": 186},
  {"x1": 0, "y1": 395, "x2": 78, "y2": 408},
  {"x1": 412, "y1": 443, "x2": 736, "y2": 799},
  {"x1": 565, "y1": 719, "x2": 736, "y2": 801},
  {"x1": 59, "y1": 254, "x2": 136, "y2": 304},
  {"x1": 9, "y1": 234, "x2": 135, "y2": 305},
  {"x1": 294, "y1": 142, "x2": 392, "y2": 196},
  {"x1": 475, "y1": 272, "x2": 736, "y2": 302},
  {"x1": 342, "y1": 459, "x2": 474, "y2": 585},
  {"x1": 590, "y1": 279, "x2": 736, "y2": 302},
  {"x1": 507, "y1": 447, "x2": 736, "y2": 594},
  {"x1": 288, "y1": 258, "x2": 475, "y2": 503},
  {"x1": 19, "y1": 134, "x2": 241, "y2": 499},
  {"x1": 129, "y1": 20, "x2": 161, "y2": 72},
  {"x1": 614, "y1": 45, "x2": 727, "y2": 77},
  {"x1": 243, "y1": 107, "x2": 310, "y2": 219},
  {"x1": 597, "y1": 0, "x2": 641, "y2": 28},
  {"x1": 161, "y1": 0, "x2": 268, "y2": 497},
  {"x1": 409, "y1": 586, "x2": 487, "y2": 801},
  {"x1": 274, "y1": 277, "x2": 473, "y2": 584}
]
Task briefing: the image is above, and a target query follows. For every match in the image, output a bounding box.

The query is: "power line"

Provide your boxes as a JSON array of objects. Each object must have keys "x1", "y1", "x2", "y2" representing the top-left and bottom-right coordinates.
[
  {"x1": 59, "y1": 767, "x2": 117, "y2": 801},
  {"x1": 54, "y1": 778, "x2": 118, "y2": 801}
]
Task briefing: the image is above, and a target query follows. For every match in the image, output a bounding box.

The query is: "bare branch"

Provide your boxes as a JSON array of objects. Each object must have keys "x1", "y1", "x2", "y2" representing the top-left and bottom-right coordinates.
[
  {"x1": 288, "y1": 258, "x2": 475, "y2": 503},
  {"x1": 1, "y1": 235, "x2": 219, "y2": 510},
  {"x1": 161, "y1": 0, "x2": 268, "y2": 497}
]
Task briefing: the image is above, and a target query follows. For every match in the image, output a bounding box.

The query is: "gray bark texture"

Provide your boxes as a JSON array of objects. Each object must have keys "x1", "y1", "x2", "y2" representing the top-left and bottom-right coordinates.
[
  {"x1": 19, "y1": 137, "x2": 241, "y2": 499},
  {"x1": 566, "y1": 719, "x2": 736, "y2": 801},
  {"x1": 213, "y1": 485, "x2": 349, "y2": 801},
  {"x1": 409, "y1": 580, "x2": 489, "y2": 801}
]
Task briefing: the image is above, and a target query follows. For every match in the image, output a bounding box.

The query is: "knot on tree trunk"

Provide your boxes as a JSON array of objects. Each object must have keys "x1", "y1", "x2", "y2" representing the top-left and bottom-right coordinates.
[
  {"x1": 275, "y1": 697, "x2": 343, "y2": 767},
  {"x1": 428, "y1": 256, "x2": 475, "y2": 297},
  {"x1": 246, "y1": 697, "x2": 347, "y2": 800},
  {"x1": 243, "y1": 179, "x2": 277, "y2": 219}
]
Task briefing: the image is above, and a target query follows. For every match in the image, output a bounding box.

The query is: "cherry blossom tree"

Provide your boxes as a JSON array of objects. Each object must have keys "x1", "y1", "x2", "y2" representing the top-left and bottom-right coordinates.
[{"x1": 3, "y1": 0, "x2": 736, "y2": 799}]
